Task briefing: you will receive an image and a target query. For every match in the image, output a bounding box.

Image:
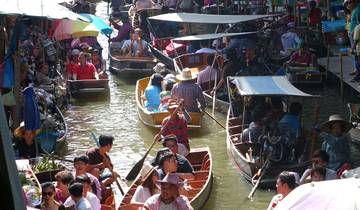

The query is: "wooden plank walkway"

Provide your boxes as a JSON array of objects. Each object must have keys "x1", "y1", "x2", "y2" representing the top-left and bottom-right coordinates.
[{"x1": 318, "y1": 55, "x2": 360, "y2": 93}]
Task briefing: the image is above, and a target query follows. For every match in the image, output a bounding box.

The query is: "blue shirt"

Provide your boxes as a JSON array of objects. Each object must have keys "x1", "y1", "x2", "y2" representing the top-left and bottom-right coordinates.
[
  {"x1": 321, "y1": 133, "x2": 350, "y2": 171},
  {"x1": 279, "y1": 114, "x2": 300, "y2": 137},
  {"x1": 144, "y1": 85, "x2": 161, "y2": 111}
]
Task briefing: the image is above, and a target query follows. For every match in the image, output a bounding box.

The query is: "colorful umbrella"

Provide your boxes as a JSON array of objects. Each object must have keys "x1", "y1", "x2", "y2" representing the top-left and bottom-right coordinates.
[
  {"x1": 53, "y1": 19, "x2": 100, "y2": 40},
  {"x1": 80, "y1": 13, "x2": 113, "y2": 37}
]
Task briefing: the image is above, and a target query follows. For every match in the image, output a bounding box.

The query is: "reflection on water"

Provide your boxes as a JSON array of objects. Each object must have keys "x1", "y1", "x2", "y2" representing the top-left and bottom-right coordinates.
[{"x1": 63, "y1": 2, "x2": 360, "y2": 209}]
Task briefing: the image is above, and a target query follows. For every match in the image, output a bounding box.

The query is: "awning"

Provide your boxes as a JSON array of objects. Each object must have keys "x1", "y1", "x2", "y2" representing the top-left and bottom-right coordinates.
[
  {"x1": 148, "y1": 13, "x2": 274, "y2": 24},
  {"x1": 0, "y1": 0, "x2": 87, "y2": 21},
  {"x1": 172, "y1": 32, "x2": 257, "y2": 41},
  {"x1": 80, "y1": 13, "x2": 113, "y2": 36},
  {"x1": 274, "y1": 178, "x2": 360, "y2": 210},
  {"x1": 229, "y1": 76, "x2": 316, "y2": 97}
]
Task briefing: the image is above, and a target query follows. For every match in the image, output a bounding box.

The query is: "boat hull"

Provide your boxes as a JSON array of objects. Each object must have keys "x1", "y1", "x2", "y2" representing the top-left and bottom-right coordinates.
[
  {"x1": 203, "y1": 90, "x2": 229, "y2": 114},
  {"x1": 67, "y1": 79, "x2": 109, "y2": 98}
]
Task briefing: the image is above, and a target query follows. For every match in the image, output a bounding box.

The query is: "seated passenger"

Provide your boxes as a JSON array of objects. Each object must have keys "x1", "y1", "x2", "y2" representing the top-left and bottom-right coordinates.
[
  {"x1": 159, "y1": 79, "x2": 175, "y2": 112},
  {"x1": 109, "y1": 15, "x2": 132, "y2": 43},
  {"x1": 131, "y1": 163, "x2": 160, "y2": 204},
  {"x1": 320, "y1": 114, "x2": 352, "y2": 172},
  {"x1": 279, "y1": 102, "x2": 302, "y2": 138},
  {"x1": 299, "y1": 150, "x2": 337, "y2": 184},
  {"x1": 74, "y1": 52, "x2": 98, "y2": 80},
  {"x1": 172, "y1": 68, "x2": 206, "y2": 112},
  {"x1": 280, "y1": 22, "x2": 301, "y2": 55},
  {"x1": 241, "y1": 108, "x2": 265, "y2": 142},
  {"x1": 90, "y1": 49, "x2": 106, "y2": 77},
  {"x1": 54, "y1": 171, "x2": 74, "y2": 204},
  {"x1": 121, "y1": 28, "x2": 149, "y2": 57},
  {"x1": 195, "y1": 40, "x2": 216, "y2": 54},
  {"x1": 162, "y1": 134, "x2": 189, "y2": 157},
  {"x1": 286, "y1": 42, "x2": 316, "y2": 67},
  {"x1": 143, "y1": 73, "x2": 163, "y2": 112},
  {"x1": 66, "y1": 49, "x2": 80, "y2": 80},
  {"x1": 157, "y1": 151, "x2": 195, "y2": 180},
  {"x1": 309, "y1": 165, "x2": 326, "y2": 182},
  {"x1": 197, "y1": 54, "x2": 220, "y2": 90}
]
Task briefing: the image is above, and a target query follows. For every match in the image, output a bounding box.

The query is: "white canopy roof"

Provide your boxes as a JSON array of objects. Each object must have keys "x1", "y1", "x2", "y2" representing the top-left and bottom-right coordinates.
[
  {"x1": 0, "y1": 0, "x2": 87, "y2": 21},
  {"x1": 274, "y1": 178, "x2": 360, "y2": 210},
  {"x1": 172, "y1": 32, "x2": 257, "y2": 41},
  {"x1": 229, "y1": 76, "x2": 315, "y2": 97},
  {"x1": 148, "y1": 13, "x2": 274, "y2": 24}
]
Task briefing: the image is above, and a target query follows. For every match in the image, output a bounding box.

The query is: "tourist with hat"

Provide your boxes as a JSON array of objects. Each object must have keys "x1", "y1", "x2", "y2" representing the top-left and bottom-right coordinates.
[
  {"x1": 320, "y1": 114, "x2": 352, "y2": 172},
  {"x1": 144, "y1": 173, "x2": 194, "y2": 210},
  {"x1": 143, "y1": 73, "x2": 164, "y2": 112},
  {"x1": 131, "y1": 163, "x2": 160, "y2": 204},
  {"x1": 172, "y1": 68, "x2": 206, "y2": 113},
  {"x1": 161, "y1": 99, "x2": 191, "y2": 150}
]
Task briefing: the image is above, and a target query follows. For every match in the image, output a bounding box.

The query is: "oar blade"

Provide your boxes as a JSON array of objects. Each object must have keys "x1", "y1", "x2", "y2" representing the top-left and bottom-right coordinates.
[{"x1": 125, "y1": 157, "x2": 145, "y2": 181}]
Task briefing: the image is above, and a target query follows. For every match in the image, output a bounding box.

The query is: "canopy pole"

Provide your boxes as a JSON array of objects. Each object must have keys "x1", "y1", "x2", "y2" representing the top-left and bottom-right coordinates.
[{"x1": 226, "y1": 77, "x2": 234, "y2": 116}]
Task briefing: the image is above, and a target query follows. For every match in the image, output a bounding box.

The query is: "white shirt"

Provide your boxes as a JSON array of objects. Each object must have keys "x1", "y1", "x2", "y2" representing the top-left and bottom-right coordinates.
[
  {"x1": 131, "y1": 186, "x2": 152, "y2": 204},
  {"x1": 195, "y1": 48, "x2": 216, "y2": 54},
  {"x1": 196, "y1": 66, "x2": 218, "y2": 86},
  {"x1": 64, "y1": 192, "x2": 100, "y2": 210},
  {"x1": 178, "y1": 143, "x2": 189, "y2": 157}
]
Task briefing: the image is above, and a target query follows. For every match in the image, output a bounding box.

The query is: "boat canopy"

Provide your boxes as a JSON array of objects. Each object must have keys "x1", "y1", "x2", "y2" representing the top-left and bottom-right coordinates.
[
  {"x1": 148, "y1": 13, "x2": 274, "y2": 24},
  {"x1": 172, "y1": 32, "x2": 257, "y2": 41},
  {"x1": 229, "y1": 76, "x2": 316, "y2": 97}
]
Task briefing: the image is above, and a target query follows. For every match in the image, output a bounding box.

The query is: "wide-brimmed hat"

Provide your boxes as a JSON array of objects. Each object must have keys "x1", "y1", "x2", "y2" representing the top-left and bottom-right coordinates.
[
  {"x1": 153, "y1": 63, "x2": 166, "y2": 73},
  {"x1": 139, "y1": 162, "x2": 156, "y2": 182},
  {"x1": 176, "y1": 68, "x2": 197, "y2": 81},
  {"x1": 321, "y1": 114, "x2": 352, "y2": 133},
  {"x1": 156, "y1": 173, "x2": 184, "y2": 188}
]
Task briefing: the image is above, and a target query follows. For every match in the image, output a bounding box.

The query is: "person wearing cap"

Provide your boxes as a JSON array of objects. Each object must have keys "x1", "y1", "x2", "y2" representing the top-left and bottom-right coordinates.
[
  {"x1": 267, "y1": 171, "x2": 298, "y2": 210},
  {"x1": 109, "y1": 15, "x2": 132, "y2": 43},
  {"x1": 320, "y1": 114, "x2": 351, "y2": 172},
  {"x1": 162, "y1": 134, "x2": 189, "y2": 157},
  {"x1": 143, "y1": 73, "x2": 164, "y2": 112},
  {"x1": 161, "y1": 100, "x2": 191, "y2": 150},
  {"x1": 73, "y1": 52, "x2": 98, "y2": 80},
  {"x1": 64, "y1": 174, "x2": 100, "y2": 210},
  {"x1": 159, "y1": 79, "x2": 175, "y2": 112},
  {"x1": 131, "y1": 163, "x2": 160, "y2": 204},
  {"x1": 280, "y1": 22, "x2": 301, "y2": 55},
  {"x1": 299, "y1": 150, "x2": 337, "y2": 184},
  {"x1": 172, "y1": 68, "x2": 206, "y2": 113},
  {"x1": 144, "y1": 173, "x2": 194, "y2": 210},
  {"x1": 197, "y1": 54, "x2": 220, "y2": 90}
]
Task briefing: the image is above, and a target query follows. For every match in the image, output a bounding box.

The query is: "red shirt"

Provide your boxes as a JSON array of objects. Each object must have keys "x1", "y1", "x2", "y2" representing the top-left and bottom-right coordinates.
[
  {"x1": 75, "y1": 63, "x2": 96, "y2": 80},
  {"x1": 162, "y1": 114, "x2": 190, "y2": 150},
  {"x1": 66, "y1": 62, "x2": 79, "y2": 76},
  {"x1": 308, "y1": 8, "x2": 322, "y2": 26},
  {"x1": 289, "y1": 51, "x2": 314, "y2": 66}
]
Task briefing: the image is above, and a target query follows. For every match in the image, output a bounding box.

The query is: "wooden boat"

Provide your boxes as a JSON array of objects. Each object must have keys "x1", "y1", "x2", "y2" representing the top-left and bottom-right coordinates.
[
  {"x1": 225, "y1": 76, "x2": 316, "y2": 189},
  {"x1": 203, "y1": 90, "x2": 230, "y2": 114},
  {"x1": 136, "y1": 77, "x2": 203, "y2": 129},
  {"x1": 347, "y1": 103, "x2": 360, "y2": 143},
  {"x1": 119, "y1": 147, "x2": 213, "y2": 210},
  {"x1": 285, "y1": 66, "x2": 323, "y2": 85},
  {"x1": 109, "y1": 43, "x2": 157, "y2": 78},
  {"x1": 67, "y1": 79, "x2": 109, "y2": 98}
]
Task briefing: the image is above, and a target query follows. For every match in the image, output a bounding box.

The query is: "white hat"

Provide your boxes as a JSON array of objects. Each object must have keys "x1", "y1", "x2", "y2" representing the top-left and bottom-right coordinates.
[
  {"x1": 153, "y1": 62, "x2": 166, "y2": 73},
  {"x1": 176, "y1": 68, "x2": 197, "y2": 81}
]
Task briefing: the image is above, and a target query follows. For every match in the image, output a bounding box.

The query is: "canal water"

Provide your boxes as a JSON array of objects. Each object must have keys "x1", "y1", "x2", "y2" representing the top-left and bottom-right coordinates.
[{"x1": 64, "y1": 2, "x2": 360, "y2": 209}]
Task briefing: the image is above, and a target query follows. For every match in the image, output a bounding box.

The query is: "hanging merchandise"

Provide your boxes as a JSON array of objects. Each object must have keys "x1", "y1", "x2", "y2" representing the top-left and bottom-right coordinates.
[{"x1": 2, "y1": 57, "x2": 14, "y2": 88}]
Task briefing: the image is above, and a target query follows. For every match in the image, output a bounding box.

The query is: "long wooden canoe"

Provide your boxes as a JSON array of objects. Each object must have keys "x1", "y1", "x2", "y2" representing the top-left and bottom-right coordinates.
[
  {"x1": 67, "y1": 79, "x2": 109, "y2": 98},
  {"x1": 347, "y1": 103, "x2": 360, "y2": 143},
  {"x1": 136, "y1": 77, "x2": 203, "y2": 129},
  {"x1": 119, "y1": 147, "x2": 213, "y2": 210},
  {"x1": 226, "y1": 109, "x2": 309, "y2": 189},
  {"x1": 109, "y1": 43, "x2": 157, "y2": 78},
  {"x1": 203, "y1": 90, "x2": 229, "y2": 114}
]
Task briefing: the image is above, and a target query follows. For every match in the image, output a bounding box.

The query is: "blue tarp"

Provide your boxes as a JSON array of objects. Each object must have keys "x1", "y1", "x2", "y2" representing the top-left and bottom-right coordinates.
[{"x1": 23, "y1": 86, "x2": 40, "y2": 131}]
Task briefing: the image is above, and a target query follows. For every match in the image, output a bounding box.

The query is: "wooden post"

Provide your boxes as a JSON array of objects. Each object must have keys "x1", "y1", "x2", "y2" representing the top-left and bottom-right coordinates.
[{"x1": 326, "y1": 44, "x2": 330, "y2": 80}]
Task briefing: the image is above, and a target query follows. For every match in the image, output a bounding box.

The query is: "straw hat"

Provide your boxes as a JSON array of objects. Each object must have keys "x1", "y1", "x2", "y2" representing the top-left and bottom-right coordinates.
[
  {"x1": 153, "y1": 63, "x2": 166, "y2": 73},
  {"x1": 176, "y1": 68, "x2": 197, "y2": 81},
  {"x1": 139, "y1": 162, "x2": 156, "y2": 182},
  {"x1": 156, "y1": 173, "x2": 184, "y2": 188},
  {"x1": 320, "y1": 114, "x2": 352, "y2": 133}
]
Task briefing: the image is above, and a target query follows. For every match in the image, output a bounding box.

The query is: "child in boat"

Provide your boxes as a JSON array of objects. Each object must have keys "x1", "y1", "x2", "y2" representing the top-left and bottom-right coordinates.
[
  {"x1": 144, "y1": 73, "x2": 163, "y2": 112},
  {"x1": 159, "y1": 79, "x2": 175, "y2": 112}
]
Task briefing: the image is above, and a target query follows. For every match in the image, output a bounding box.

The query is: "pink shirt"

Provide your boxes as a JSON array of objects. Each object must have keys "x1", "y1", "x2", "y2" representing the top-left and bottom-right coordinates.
[{"x1": 144, "y1": 194, "x2": 193, "y2": 210}]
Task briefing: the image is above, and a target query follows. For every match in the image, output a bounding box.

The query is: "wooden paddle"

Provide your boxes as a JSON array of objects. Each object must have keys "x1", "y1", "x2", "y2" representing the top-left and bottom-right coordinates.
[
  {"x1": 125, "y1": 100, "x2": 184, "y2": 181},
  {"x1": 203, "y1": 109, "x2": 226, "y2": 129},
  {"x1": 248, "y1": 159, "x2": 270, "y2": 199},
  {"x1": 90, "y1": 132, "x2": 125, "y2": 195}
]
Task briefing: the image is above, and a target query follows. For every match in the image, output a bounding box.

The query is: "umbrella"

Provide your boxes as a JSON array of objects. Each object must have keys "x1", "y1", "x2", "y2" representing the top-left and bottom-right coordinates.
[
  {"x1": 23, "y1": 86, "x2": 40, "y2": 131},
  {"x1": 80, "y1": 13, "x2": 113, "y2": 37},
  {"x1": 274, "y1": 178, "x2": 360, "y2": 210},
  {"x1": 53, "y1": 19, "x2": 100, "y2": 40},
  {"x1": 0, "y1": 0, "x2": 87, "y2": 21}
]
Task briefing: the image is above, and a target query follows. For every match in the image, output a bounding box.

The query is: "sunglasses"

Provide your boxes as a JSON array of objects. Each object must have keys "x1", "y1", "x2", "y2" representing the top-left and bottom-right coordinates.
[{"x1": 42, "y1": 191, "x2": 53, "y2": 196}]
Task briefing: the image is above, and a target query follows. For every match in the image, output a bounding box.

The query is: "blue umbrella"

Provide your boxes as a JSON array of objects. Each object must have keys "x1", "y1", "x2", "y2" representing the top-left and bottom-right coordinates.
[
  {"x1": 23, "y1": 86, "x2": 40, "y2": 131},
  {"x1": 80, "y1": 13, "x2": 113, "y2": 37}
]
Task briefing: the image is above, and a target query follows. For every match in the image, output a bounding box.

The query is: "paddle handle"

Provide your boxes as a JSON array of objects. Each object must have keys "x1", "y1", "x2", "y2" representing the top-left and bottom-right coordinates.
[
  {"x1": 248, "y1": 159, "x2": 270, "y2": 199},
  {"x1": 203, "y1": 110, "x2": 226, "y2": 129}
]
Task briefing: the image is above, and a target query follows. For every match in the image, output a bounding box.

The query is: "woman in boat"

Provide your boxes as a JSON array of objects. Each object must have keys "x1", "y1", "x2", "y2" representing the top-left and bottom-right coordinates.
[
  {"x1": 131, "y1": 163, "x2": 160, "y2": 204},
  {"x1": 37, "y1": 182, "x2": 65, "y2": 210},
  {"x1": 320, "y1": 114, "x2": 352, "y2": 173},
  {"x1": 143, "y1": 73, "x2": 163, "y2": 112},
  {"x1": 90, "y1": 49, "x2": 107, "y2": 79}
]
